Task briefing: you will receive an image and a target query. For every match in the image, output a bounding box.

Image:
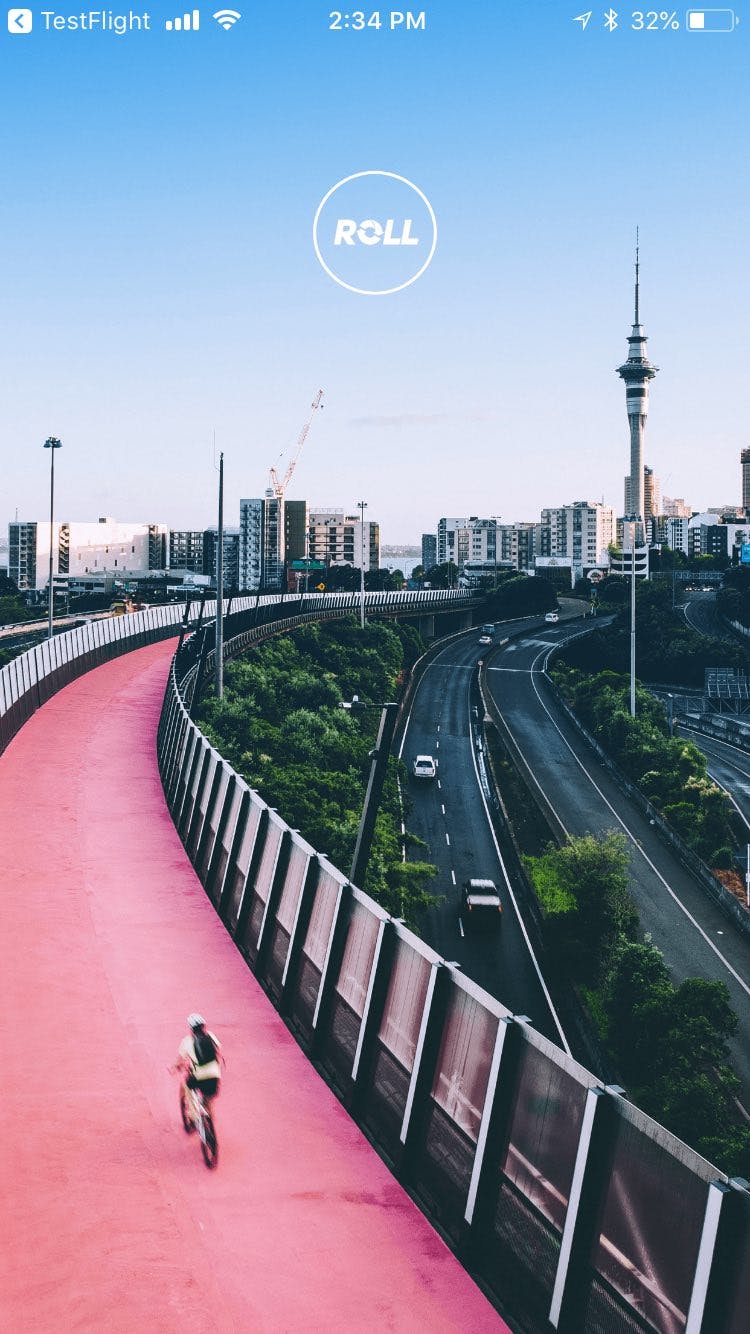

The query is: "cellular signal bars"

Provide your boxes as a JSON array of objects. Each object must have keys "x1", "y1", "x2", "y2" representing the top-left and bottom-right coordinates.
[{"x1": 165, "y1": 10, "x2": 200, "y2": 30}]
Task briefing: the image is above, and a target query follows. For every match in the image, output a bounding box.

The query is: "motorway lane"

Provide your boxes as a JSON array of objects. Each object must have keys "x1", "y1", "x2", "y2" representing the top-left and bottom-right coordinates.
[
  {"x1": 682, "y1": 588, "x2": 732, "y2": 640},
  {"x1": 401, "y1": 620, "x2": 567, "y2": 1048},
  {"x1": 681, "y1": 727, "x2": 750, "y2": 836},
  {"x1": 484, "y1": 626, "x2": 750, "y2": 1099}
]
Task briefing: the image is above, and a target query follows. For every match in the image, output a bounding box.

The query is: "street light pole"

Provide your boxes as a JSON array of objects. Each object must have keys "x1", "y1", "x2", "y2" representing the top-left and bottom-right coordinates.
[
  {"x1": 215, "y1": 451, "x2": 224, "y2": 701},
  {"x1": 357, "y1": 499, "x2": 368, "y2": 629},
  {"x1": 624, "y1": 514, "x2": 639, "y2": 717},
  {"x1": 44, "y1": 437, "x2": 62, "y2": 641},
  {"x1": 343, "y1": 696, "x2": 399, "y2": 888}
]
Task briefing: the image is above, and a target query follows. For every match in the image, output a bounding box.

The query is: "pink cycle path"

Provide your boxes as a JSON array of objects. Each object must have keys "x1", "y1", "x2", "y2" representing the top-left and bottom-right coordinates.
[{"x1": 0, "y1": 641, "x2": 509, "y2": 1332}]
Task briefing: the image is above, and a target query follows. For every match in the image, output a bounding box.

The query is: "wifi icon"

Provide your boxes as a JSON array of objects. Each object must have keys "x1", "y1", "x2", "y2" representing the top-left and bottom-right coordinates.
[{"x1": 213, "y1": 8, "x2": 241, "y2": 27}]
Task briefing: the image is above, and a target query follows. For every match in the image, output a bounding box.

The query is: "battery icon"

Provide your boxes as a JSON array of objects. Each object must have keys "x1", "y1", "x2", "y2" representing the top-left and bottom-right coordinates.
[{"x1": 686, "y1": 9, "x2": 738, "y2": 29}]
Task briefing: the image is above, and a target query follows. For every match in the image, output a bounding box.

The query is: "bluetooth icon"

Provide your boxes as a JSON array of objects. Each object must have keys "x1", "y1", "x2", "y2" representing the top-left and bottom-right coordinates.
[{"x1": 604, "y1": 7, "x2": 619, "y2": 30}]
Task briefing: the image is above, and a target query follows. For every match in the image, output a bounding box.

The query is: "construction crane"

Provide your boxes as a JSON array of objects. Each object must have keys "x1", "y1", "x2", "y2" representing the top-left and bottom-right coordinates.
[{"x1": 269, "y1": 389, "x2": 324, "y2": 500}]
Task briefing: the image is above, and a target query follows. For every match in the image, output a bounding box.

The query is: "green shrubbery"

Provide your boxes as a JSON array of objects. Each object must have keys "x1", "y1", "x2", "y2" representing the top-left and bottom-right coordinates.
[
  {"x1": 563, "y1": 579, "x2": 745, "y2": 685},
  {"x1": 482, "y1": 573, "x2": 557, "y2": 619},
  {"x1": 552, "y1": 667, "x2": 737, "y2": 866},
  {"x1": 525, "y1": 833, "x2": 750, "y2": 1174},
  {"x1": 197, "y1": 617, "x2": 438, "y2": 929}
]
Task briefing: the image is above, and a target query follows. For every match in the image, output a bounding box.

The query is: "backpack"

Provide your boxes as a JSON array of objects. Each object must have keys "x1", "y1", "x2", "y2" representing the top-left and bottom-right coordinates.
[{"x1": 193, "y1": 1031, "x2": 217, "y2": 1068}]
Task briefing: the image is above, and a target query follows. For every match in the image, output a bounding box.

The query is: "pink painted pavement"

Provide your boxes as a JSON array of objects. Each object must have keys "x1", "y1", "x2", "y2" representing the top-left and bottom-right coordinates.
[{"x1": 0, "y1": 641, "x2": 509, "y2": 1333}]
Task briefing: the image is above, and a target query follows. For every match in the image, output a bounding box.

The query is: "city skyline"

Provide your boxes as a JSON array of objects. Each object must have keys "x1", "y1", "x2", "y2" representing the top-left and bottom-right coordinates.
[{"x1": 1, "y1": 7, "x2": 748, "y2": 543}]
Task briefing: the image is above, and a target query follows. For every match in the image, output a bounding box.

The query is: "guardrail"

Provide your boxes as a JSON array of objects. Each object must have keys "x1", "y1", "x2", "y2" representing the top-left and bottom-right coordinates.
[
  {"x1": 156, "y1": 614, "x2": 750, "y2": 1334},
  {"x1": 0, "y1": 588, "x2": 473, "y2": 756},
  {"x1": 539, "y1": 658, "x2": 750, "y2": 941}
]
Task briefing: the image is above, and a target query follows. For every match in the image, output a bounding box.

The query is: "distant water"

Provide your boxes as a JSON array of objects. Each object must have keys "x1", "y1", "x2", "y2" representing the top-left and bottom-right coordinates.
[{"x1": 383, "y1": 556, "x2": 421, "y2": 579}]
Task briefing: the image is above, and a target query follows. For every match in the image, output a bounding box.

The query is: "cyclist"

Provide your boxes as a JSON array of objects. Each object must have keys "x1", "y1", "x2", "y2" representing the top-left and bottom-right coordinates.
[{"x1": 176, "y1": 1013, "x2": 223, "y2": 1105}]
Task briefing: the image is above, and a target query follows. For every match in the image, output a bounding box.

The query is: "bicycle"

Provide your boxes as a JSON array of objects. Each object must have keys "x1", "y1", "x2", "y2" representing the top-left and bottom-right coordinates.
[{"x1": 179, "y1": 1082, "x2": 218, "y2": 1169}]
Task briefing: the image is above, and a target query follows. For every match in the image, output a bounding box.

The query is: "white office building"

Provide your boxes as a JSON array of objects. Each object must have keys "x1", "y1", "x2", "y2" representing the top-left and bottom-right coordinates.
[
  {"x1": 539, "y1": 501, "x2": 614, "y2": 576},
  {"x1": 7, "y1": 518, "x2": 168, "y2": 592}
]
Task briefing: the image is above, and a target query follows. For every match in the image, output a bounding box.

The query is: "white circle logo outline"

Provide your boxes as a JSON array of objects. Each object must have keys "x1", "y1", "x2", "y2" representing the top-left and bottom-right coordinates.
[{"x1": 312, "y1": 170, "x2": 438, "y2": 296}]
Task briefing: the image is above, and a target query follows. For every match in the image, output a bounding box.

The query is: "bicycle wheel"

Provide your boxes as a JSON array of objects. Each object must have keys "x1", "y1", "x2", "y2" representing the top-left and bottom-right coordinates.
[
  {"x1": 180, "y1": 1087, "x2": 194, "y2": 1134},
  {"x1": 201, "y1": 1111, "x2": 218, "y2": 1169}
]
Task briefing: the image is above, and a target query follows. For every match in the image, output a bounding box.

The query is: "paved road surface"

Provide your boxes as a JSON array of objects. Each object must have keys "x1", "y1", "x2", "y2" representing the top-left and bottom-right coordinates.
[
  {"x1": 484, "y1": 625, "x2": 750, "y2": 1102},
  {"x1": 0, "y1": 640, "x2": 506, "y2": 1334},
  {"x1": 400, "y1": 620, "x2": 566, "y2": 1049},
  {"x1": 682, "y1": 726, "x2": 750, "y2": 839}
]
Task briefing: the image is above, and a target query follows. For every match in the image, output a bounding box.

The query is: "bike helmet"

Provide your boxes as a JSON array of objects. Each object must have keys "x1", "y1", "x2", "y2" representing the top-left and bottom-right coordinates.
[{"x1": 187, "y1": 1013, "x2": 206, "y2": 1030}]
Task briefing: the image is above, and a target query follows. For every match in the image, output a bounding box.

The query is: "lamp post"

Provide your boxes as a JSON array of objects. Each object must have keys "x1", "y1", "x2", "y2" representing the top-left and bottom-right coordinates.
[
  {"x1": 341, "y1": 694, "x2": 398, "y2": 888},
  {"x1": 624, "y1": 513, "x2": 639, "y2": 717},
  {"x1": 43, "y1": 437, "x2": 62, "y2": 641},
  {"x1": 215, "y1": 451, "x2": 224, "y2": 701},
  {"x1": 357, "y1": 500, "x2": 368, "y2": 629}
]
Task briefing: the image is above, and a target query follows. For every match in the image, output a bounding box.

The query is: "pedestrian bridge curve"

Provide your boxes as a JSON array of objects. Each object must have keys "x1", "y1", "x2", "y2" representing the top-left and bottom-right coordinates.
[{"x1": 1, "y1": 635, "x2": 505, "y2": 1332}]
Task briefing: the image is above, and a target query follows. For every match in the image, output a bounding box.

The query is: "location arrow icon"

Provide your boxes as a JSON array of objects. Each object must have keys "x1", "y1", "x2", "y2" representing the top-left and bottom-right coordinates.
[{"x1": 573, "y1": 11, "x2": 593, "y2": 29}]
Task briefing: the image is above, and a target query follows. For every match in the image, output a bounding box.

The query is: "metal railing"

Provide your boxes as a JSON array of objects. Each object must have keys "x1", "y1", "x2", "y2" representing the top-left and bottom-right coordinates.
[
  {"x1": 155, "y1": 614, "x2": 750, "y2": 1334},
  {"x1": 4, "y1": 588, "x2": 749, "y2": 1331},
  {"x1": 0, "y1": 588, "x2": 472, "y2": 756}
]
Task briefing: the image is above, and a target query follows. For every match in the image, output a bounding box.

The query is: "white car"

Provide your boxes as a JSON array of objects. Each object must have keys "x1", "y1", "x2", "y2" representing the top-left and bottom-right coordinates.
[
  {"x1": 413, "y1": 755, "x2": 437, "y2": 780},
  {"x1": 544, "y1": 611, "x2": 559, "y2": 623},
  {"x1": 478, "y1": 633, "x2": 493, "y2": 645}
]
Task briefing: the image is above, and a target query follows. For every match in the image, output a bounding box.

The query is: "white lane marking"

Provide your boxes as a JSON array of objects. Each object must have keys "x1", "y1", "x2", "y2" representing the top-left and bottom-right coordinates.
[
  {"x1": 469, "y1": 674, "x2": 570, "y2": 1053},
  {"x1": 436, "y1": 740, "x2": 439, "y2": 749},
  {"x1": 522, "y1": 643, "x2": 750, "y2": 1002},
  {"x1": 437, "y1": 779, "x2": 441, "y2": 789},
  {"x1": 690, "y1": 733, "x2": 750, "y2": 784},
  {"x1": 441, "y1": 803, "x2": 446, "y2": 815},
  {"x1": 445, "y1": 832, "x2": 451, "y2": 846},
  {"x1": 451, "y1": 869, "x2": 456, "y2": 885},
  {"x1": 702, "y1": 767, "x2": 750, "y2": 838},
  {"x1": 458, "y1": 917, "x2": 465, "y2": 938},
  {"x1": 437, "y1": 724, "x2": 440, "y2": 732},
  {"x1": 488, "y1": 667, "x2": 536, "y2": 673}
]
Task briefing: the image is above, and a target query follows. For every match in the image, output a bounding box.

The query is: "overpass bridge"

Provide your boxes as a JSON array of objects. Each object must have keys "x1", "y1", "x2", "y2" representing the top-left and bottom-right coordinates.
[{"x1": 1, "y1": 591, "x2": 748, "y2": 1334}]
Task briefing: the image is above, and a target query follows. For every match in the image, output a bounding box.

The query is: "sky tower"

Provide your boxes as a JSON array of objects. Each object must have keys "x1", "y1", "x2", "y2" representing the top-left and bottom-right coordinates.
[{"x1": 617, "y1": 237, "x2": 658, "y2": 537}]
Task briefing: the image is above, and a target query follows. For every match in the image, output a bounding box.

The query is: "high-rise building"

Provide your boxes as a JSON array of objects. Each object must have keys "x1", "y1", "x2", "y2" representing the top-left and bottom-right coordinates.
[
  {"x1": 617, "y1": 242, "x2": 658, "y2": 536},
  {"x1": 284, "y1": 500, "x2": 308, "y2": 566},
  {"x1": 238, "y1": 494, "x2": 285, "y2": 590},
  {"x1": 421, "y1": 533, "x2": 437, "y2": 570},
  {"x1": 437, "y1": 518, "x2": 468, "y2": 567},
  {"x1": 741, "y1": 448, "x2": 750, "y2": 511},
  {"x1": 238, "y1": 499, "x2": 263, "y2": 590},
  {"x1": 662, "y1": 496, "x2": 692, "y2": 518},
  {"x1": 8, "y1": 518, "x2": 168, "y2": 591},
  {"x1": 8, "y1": 522, "x2": 38, "y2": 590},
  {"x1": 308, "y1": 509, "x2": 379, "y2": 571},
  {"x1": 169, "y1": 530, "x2": 204, "y2": 574},
  {"x1": 624, "y1": 464, "x2": 661, "y2": 530},
  {"x1": 540, "y1": 502, "x2": 614, "y2": 572},
  {"x1": 204, "y1": 527, "x2": 239, "y2": 590}
]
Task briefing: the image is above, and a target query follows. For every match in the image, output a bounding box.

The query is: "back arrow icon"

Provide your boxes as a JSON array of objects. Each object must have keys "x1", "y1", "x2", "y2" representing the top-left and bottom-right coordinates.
[{"x1": 573, "y1": 11, "x2": 593, "y2": 29}]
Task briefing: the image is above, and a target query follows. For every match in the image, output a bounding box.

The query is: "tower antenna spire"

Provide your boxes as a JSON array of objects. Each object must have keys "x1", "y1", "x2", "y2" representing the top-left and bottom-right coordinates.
[{"x1": 635, "y1": 226, "x2": 640, "y2": 326}]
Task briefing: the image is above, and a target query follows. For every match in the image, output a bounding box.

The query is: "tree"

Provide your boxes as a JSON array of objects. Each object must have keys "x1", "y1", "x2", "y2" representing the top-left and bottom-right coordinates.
[
  {"x1": 424, "y1": 562, "x2": 458, "y2": 589},
  {"x1": 527, "y1": 832, "x2": 636, "y2": 985},
  {"x1": 198, "y1": 617, "x2": 439, "y2": 931}
]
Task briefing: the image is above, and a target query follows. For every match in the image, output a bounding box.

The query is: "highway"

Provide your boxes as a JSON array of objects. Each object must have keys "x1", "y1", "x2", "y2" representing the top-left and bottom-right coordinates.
[
  {"x1": 482, "y1": 619, "x2": 750, "y2": 1102},
  {"x1": 681, "y1": 586, "x2": 732, "y2": 640},
  {"x1": 681, "y1": 726, "x2": 750, "y2": 838},
  {"x1": 400, "y1": 619, "x2": 568, "y2": 1050}
]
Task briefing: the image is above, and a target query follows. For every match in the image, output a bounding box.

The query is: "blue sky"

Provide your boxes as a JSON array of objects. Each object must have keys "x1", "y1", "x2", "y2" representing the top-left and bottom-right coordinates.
[{"x1": 1, "y1": 2, "x2": 748, "y2": 543}]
